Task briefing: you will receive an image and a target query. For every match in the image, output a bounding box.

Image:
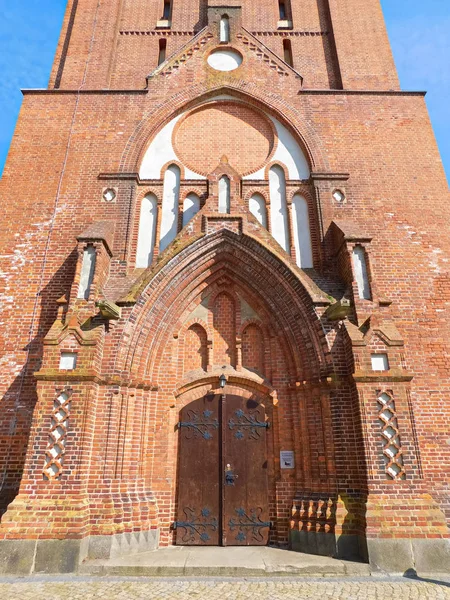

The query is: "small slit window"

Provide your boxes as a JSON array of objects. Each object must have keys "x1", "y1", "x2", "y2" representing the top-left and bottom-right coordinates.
[
  {"x1": 220, "y1": 15, "x2": 230, "y2": 43},
  {"x1": 218, "y1": 176, "x2": 231, "y2": 214},
  {"x1": 162, "y1": 0, "x2": 172, "y2": 20},
  {"x1": 77, "y1": 246, "x2": 96, "y2": 300},
  {"x1": 279, "y1": 1, "x2": 287, "y2": 20},
  {"x1": 352, "y1": 245, "x2": 372, "y2": 300},
  {"x1": 158, "y1": 39, "x2": 167, "y2": 65},
  {"x1": 283, "y1": 39, "x2": 293, "y2": 67}
]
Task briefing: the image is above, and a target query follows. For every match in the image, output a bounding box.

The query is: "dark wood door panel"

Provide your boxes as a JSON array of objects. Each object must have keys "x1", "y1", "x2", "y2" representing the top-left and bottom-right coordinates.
[
  {"x1": 223, "y1": 395, "x2": 270, "y2": 546},
  {"x1": 176, "y1": 393, "x2": 269, "y2": 546},
  {"x1": 175, "y1": 393, "x2": 220, "y2": 545}
]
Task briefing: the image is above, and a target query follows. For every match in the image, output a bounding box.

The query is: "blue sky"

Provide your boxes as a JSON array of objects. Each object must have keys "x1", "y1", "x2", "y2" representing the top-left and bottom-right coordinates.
[{"x1": 0, "y1": 1, "x2": 449, "y2": 182}]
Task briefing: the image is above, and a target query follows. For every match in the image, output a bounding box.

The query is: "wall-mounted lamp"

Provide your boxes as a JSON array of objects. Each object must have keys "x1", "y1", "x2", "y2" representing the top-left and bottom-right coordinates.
[{"x1": 219, "y1": 374, "x2": 227, "y2": 389}]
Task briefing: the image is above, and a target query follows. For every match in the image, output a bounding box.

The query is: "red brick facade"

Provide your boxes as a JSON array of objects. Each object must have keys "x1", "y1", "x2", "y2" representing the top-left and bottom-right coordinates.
[{"x1": 0, "y1": 0, "x2": 449, "y2": 574}]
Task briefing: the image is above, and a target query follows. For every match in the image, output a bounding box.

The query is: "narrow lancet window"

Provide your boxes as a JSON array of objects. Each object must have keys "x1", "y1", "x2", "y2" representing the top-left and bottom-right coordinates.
[
  {"x1": 269, "y1": 165, "x2": 289, "y2": 251},
  {"x1": 283, "y1": 39, "x2": 293, "y2": 67},
  {"x1": 279, "y1": 1, "x2": 287, "y2": 20},
  {"x1": 220, "y1": 15, "x2": 230, "y2": 43},
  {"x1": 162, "y1": 0, "x2": 172, "y2": 20},
  {"x1": 158, "y1": 39, "x2": 167, "y2": 65},
  {"x1": 249, "y1": 193, "x2": 267, "y2": 228},
  {"x1": 160, "y1": 164, "x2": 181, "y2": 252},
  {"x1": 77, "y1": 246, "x2": 96, "y2": 300},
  {"x1": 352, "y1": 245, "x2": 372, "y2": 300},
  {"x1": 292, "y1": 194, "x2": 313, "y2": 268},
  {"x1": 136, "y1": 193, "x2": 158, "y2": 268},
  {"x1": 182, "y1": 193, "x2": 201, "y2": 227},
  {"x1": 218, "y1": 176, "x2": 231, "y2": 214}
]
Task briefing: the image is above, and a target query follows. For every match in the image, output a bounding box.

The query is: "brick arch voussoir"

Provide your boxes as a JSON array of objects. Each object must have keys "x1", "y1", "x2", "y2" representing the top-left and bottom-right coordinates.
[
  {"x1": 124, "y1": 244, "x2": 316, "y2": 380},
  {"x1": 172, "y1": 266, "x2": 296, "y2": 380},
  {"x1": 120, "y1": 237, "x2": 329, "y2": 382},
  {"x1": 119, "y1": 83, "x2": 329, "y2": 175},
  {"x1": 115, "y1": 233, "x2": 331, "y2": 384},
  {"x1": 175, "y1": 378, "x2": 275, "y2": 413},
  {"x1": 146, "y1": 258, "x2": 300, "y2": 385}
]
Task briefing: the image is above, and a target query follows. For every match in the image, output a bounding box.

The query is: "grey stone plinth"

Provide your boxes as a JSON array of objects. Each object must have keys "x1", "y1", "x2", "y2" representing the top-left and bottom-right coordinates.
[
  {"x1": 0, "y1": 540, "x2": 37, "y2": 575},
  {"x1": 367, "y1": 538, "x2": 450, "y2": 575},
  {"x1": 412, "y1": 539, "x2": 450, "y2": 575},
  {"x1": 367, "y1": 538, "x2": 414, "y2": 574},
  {"x1": 0, "y1": 529, "x2": 160, "y2": 574},
  {"x1": 87, "y1": 529, "x2": 160, "y2": 560},
  {"x1": 34, "y1": 538, "x2": 89, "y2": 574},
  {"x1": 289, "y1": 530, "x2": 368, "y2": 563}
]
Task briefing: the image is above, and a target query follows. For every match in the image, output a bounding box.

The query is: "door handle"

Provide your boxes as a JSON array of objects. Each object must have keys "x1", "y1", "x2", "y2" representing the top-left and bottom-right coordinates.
[{"x1": 225, "y1": 463, "x2": 238, "y2": 485}]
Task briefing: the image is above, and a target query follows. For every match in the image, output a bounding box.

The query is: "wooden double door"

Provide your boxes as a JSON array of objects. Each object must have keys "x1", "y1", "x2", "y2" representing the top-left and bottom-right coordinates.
[{"x1": 175, "y1": 393, "x2": 270, "y2": 546}]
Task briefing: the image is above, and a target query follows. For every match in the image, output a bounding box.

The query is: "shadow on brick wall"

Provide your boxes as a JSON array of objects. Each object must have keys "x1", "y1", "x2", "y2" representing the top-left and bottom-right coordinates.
[{"x1": 0, "y1": 250, "x2": 78, "y2": 517}]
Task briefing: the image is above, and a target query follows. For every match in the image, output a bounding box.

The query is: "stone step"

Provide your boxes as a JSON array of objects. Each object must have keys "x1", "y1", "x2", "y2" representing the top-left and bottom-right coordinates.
[{"x1": 80, "y1": 546, "x2": 372, "y2": 578}]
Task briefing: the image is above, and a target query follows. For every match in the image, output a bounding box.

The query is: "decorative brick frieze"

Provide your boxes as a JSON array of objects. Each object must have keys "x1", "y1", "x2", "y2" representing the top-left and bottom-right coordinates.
[{"x1": 43, "y1": 390, "x2": 72, "y2": 480}]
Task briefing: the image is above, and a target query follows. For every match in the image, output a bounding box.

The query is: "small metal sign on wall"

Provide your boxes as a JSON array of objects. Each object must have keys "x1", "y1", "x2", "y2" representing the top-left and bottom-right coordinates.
[{"x1": 280, "y1": 451, "x2": 295, "y2": 469}]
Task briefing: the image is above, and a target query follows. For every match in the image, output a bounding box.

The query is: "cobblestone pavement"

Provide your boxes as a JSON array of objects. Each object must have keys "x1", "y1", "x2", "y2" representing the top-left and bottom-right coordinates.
[{"x1": 1, "y1": 575, "x2": 450, "y2": 599}]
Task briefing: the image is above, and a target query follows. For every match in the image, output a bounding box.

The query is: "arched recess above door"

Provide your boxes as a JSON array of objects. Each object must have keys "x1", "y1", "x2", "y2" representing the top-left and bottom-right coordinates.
[{"x1": 114, "y1": 230, "x2": 333, "y2": 386}]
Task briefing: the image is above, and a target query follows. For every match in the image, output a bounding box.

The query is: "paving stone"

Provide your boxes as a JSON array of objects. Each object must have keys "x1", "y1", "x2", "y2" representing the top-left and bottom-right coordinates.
[{"x1": 1, "y1": 576, "x2": 450, "y2": 600}]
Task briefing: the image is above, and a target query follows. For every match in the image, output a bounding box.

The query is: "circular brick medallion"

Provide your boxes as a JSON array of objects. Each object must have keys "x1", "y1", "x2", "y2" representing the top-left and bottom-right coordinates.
[{"x1": 173, "y1": 102, "x2": 276, "y2": 176}]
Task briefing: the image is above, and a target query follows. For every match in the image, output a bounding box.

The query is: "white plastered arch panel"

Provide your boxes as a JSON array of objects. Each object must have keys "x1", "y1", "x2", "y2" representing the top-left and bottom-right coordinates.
[{"x1": 138, "y1": 97, "x2": 310, "y2": 181}]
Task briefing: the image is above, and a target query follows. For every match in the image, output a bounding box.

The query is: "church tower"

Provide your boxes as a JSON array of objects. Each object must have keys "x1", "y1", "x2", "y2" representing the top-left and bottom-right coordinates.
[{"x1": 0, "y1": 0, "x2": 449, "y2": 574}]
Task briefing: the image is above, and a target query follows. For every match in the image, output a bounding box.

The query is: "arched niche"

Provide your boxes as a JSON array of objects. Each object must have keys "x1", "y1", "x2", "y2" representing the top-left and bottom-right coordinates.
[
  {"x1": 220, "y1": 15, "x2": 230, "y2": 43},
  {"x1": 269, "y1": 165, "x2": 289, "y2": 252},
  {"x1": 160, "y1": 164, "x2": 181, "y2": 252},
  {"x1": 291, "y1": 194, "x2": 313, "y2": 268},
  {"x1": 242, "y1": 323, "x2": 265, "y2": 375},
  {"x1": 218, "y1": 175, "x2": 231, "y2": 214},
  {"x1": 136, "y1": 193, "x2": 158, "y2": 268},
  {"x1": 184, "y1": 324, "x2": 208, "y2": 372},
  {"x1": 182, "y1": 193, "x2": 201, "y2": 228},
  {"x1": 249, "y1": 193, "x2": 267, "y2": 228}
]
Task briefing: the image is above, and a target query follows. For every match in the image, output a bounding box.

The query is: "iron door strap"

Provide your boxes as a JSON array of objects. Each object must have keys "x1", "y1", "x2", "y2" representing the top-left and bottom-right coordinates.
[
  {"x1": 177, "y1": 409, "x2": 219, "y2": 440},
  {"x1": 228, "y1": 408, "x2": 269, "y2": 440},
  {"x1": 228, "y1": 507, "x2": 272, "y2": 543},
  {"x1": 174, "y1": 507, "x2": 219, "y2": 543}
]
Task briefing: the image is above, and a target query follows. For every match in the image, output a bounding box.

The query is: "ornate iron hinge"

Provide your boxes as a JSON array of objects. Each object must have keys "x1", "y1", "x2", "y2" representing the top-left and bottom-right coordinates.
[
  {"x1": 177, "y1": 409, "x2": 219, "y2": 440},
  {"x1": 173, "y1": 507, "x2": 218, "y2": 543},
  {"x1": 228, "y1": 409, "x2": 270, "y2": 440}
]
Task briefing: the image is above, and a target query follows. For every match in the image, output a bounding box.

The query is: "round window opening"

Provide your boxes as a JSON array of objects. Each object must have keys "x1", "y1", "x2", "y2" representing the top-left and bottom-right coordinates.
[{"x1": 207, "y1": 48, "x2": 243, "y2": 72}]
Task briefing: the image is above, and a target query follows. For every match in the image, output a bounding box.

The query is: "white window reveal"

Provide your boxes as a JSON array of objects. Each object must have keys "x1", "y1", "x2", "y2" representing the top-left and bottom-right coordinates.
[
  {"x1": 218, "y1": 175, "x2": 231, "y2": 214},
  {"x1": 291, "y1": 194, "x2": 313, "y2": 268},
  {"x1": 220, "y1": 15, "x2": 230, "y2": 43},
  {"x1": 182, "y1": 193, "x2": 201, "y2": 228},
  {"x1": 352, "y1": 245, "x2": 371, "y2": 300},
  {"x1": 269, "y1": 165, "x2": 289, "y2": 252},
  {"x1": 160, "y1": 164, "x2": 181, "y2": 252},
  {"x1": 371, "y1": 353, "x2": 389, "y2": 372},
  {"x1": 77, "y1": 245, "x2": 96, "y2": 300},
  {"x1": 60, "y1": 352, "x2": 77, "y2": 371},
  {"x1": 136, "y1": 193, "x2": 158, "y2": 268},
  {"x1": 249, "y1": 193, "x2": 267, "y2": 228}
]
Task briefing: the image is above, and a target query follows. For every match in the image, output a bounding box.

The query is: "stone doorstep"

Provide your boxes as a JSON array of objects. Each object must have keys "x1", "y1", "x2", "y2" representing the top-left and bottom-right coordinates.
[{"x1": 79, "y1": 546, "x2": 372, "y2": 578}]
